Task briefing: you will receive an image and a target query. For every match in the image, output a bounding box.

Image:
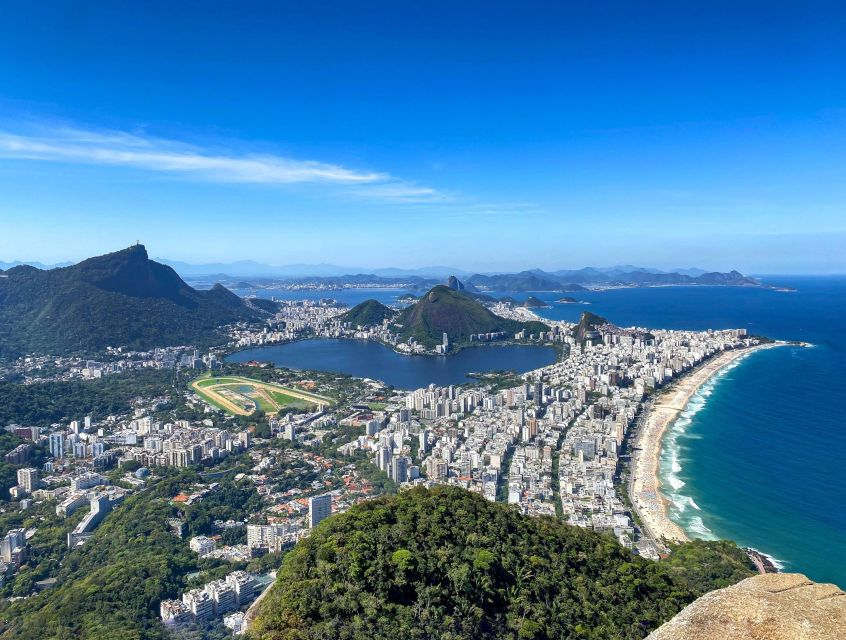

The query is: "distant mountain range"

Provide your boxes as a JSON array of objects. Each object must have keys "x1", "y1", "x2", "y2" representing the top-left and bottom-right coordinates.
[
  {"x1": 0, "y1": 245, "x2": 261, "y2": 358},
  {"x1": 156, "y1": 259, "x2": 712, "y2": 281},
  {"x1": 465, "y1": 268, "x2": 763, "y2": 291},
  {"x1": 0, "y1": 260, "x2": 73, "y2": 271},
  {"x1": 1, "y1": 253, "x2": 778, "y2": 292},
  {"x1": 156, "y1": 259, "x2": 472, "y2": 279},
  {"x1": 216, "y1": 267, "x2": 763, "y2": 292}
]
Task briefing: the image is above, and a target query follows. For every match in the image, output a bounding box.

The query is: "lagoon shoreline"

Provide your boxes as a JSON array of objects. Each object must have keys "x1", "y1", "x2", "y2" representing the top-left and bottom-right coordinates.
[{"x1": 630, "y1": 342, "x2": 786, "y2": 548}]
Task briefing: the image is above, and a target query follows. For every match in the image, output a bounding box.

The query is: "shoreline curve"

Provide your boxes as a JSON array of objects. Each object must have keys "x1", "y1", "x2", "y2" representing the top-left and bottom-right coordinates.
[{"x1": 630, "y1": 342, "x2": 786, "y2": 548}]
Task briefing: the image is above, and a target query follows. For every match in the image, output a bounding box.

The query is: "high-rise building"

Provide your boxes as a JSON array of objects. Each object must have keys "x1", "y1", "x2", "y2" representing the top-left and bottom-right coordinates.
[
  {"x1": 206, "y1": 579, "x2": 236, "y2": 615},
  {"x1": 182, "y1": 588, "x2": 214, "y2": 621},
  {"x1": 0, "y1": 528, "x2": 26, "y2": 565},
  {"x1": 308, "y1": 494, "x2": 331, "y2": 528},
  {"x1": 377, "y1": 446, "x2": 392, "y2": 471},
  {"x1": 16, "y1": 468, "x2": 39, "y2": 494},
  {"x1": 5, "y1": 443, "x2": 32, "y2": 465},
  {"x1": 390, "y1": 456, "x2": 409, "y2": 484},
  {"x1": 365, "y1": 419, "x2": 381, "y2": 436},
  {"x1": 48, "y1": 432, "x2": 65, "y2": 459},
  {"x1": 226, "y1": 570, "x2": 256, "y2": 605}
]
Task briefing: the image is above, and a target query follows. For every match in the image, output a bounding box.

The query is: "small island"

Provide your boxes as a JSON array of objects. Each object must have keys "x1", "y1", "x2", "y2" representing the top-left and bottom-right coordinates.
[{"x1": 519, "y1": 296, "x2": 551, "y2": 309}]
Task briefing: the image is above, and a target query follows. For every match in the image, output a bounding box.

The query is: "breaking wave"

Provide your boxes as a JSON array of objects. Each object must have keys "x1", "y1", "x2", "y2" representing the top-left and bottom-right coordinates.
[{"x1": 658, "y1": 355, "x2": 750, "y2": 541}]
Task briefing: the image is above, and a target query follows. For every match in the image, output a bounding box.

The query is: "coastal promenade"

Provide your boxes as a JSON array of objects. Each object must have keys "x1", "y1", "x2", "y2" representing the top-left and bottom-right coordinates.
[{"x1": 630, "y1": 343, "x2": 783, "y2": 549}]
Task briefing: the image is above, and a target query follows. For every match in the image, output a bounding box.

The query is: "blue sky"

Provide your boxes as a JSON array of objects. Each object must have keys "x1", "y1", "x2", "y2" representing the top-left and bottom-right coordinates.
[{"x1": 0, "y1": 1, "x2": 844, "y2": 273}]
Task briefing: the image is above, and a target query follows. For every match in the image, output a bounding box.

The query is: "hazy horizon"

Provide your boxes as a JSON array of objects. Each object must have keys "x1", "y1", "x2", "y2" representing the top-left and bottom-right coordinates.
[
  {"x1": 1, "y1": 3, "x2": 845, "y2": 273},
  {"x1": 1, "y1": 244, "x2": 844, "y2": 277}
]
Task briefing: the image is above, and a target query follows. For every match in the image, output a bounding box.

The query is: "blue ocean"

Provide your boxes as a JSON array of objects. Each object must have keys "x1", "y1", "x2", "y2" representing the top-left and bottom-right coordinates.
[
  {"x1": 235, "y1": 277, "x2": 846, "y2": 586},
  {"x1": 530, "y1": 276, "x2": 846, "y2": 588}
]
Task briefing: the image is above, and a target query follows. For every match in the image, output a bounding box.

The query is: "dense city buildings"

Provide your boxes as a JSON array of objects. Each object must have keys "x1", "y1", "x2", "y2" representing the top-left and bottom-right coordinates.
[
  {"x1": 0, "y1": 280, "x2": 772, "y2": 636},
  {"x1": 339, "y1": 314, "x2": 759, "y2": 557}
]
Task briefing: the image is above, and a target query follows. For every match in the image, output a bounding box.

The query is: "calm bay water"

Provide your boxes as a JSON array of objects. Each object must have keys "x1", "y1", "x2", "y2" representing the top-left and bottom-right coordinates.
[
  {"x1": 232, "y1": 277, "x2": 845, "y2": 586},
  {"x1": 226, "y1": 338, "x2": 557, "y2": 389}
]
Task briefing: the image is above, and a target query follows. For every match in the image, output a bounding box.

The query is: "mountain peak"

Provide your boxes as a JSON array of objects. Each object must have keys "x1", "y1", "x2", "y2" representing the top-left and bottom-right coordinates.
[
  {"x1": 125, "y1": 242, "x2": 148, "y2": 256},
  {"x1": 340, "y1": 299, "x2": 396, "y2": 326},
  {"x1": 71, "y1": 244, "x2": 192, "y2": 302},
  {"x1": 446, "y1": 275, "x2": 465, "y2": 291},
  {"x1": 0, "y1": 245, "x2": 261, "y2": 357},
  {"x1": 395, "y1": 284, "x2": 548, "y2": 347}
]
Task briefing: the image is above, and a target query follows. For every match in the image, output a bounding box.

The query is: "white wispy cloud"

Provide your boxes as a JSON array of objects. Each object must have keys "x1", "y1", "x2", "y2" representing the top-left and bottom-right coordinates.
[
  {"x1": 0, "y1": 123, "x2": 442, "y2": 201},
  {"x1": 351, "y1": 182, "x2": 455, "y2": 204}
]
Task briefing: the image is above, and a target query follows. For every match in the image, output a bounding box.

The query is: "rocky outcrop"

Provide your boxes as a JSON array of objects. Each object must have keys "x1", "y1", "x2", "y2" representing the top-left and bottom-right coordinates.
[
  {"x1": 446, "y1": 275, "x2": 465, "y2": 291},
  {"x1": 647, "y1": 573, "x2": 846, "y2": 640}
]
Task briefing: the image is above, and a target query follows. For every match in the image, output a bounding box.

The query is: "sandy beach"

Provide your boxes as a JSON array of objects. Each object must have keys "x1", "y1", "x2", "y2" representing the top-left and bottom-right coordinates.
[{"x1": 630, "y1": 343, "x2": 784, "y2": 547}]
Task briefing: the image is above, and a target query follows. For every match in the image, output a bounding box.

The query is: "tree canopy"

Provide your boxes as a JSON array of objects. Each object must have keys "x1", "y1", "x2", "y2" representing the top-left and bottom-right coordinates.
[{"x1": 250, "y1": 486, "x2": 754, "y2": 640}]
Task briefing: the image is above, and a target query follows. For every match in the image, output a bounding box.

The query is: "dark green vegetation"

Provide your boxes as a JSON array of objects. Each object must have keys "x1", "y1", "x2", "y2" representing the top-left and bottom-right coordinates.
[
  {"x1": 183, "y1": 480, "x2": 263, "y2": 537},
  {"x1": 660, "y1": 540, "x2": 758, "y2": 596},
  {"x1": 0, "y1": 502, "x2": 86, "y2": 599},
  {"x1": 0, "y1": 369, "x2": 174, "y2": 427},
  {"x1": 0, "y1": 245, "x2": 262, "y2": 358},
  {"x1": 339, "y1": 299, "x2": 396, "y2": 327},
  {"x1": 251, "y1": 486, "x2": 755, "y2": 640},
  {"x1": 393, "y1": 286, "x2": 549, "y2": 348},
  {"x1": 0, "y1": 473, "x2": 261, "y2": 640},
  {"x1": 0, "y1": 433, "x2": 47, "y2": 499},
  {"x1": 248, "y1": 298, "x2": 283, "y2": 314},
  {"x1": 0, "y1": 476, "x2": 193, "y2": 640}
]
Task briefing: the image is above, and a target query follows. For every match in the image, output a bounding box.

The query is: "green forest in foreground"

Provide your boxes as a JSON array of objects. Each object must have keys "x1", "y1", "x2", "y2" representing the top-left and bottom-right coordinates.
[
  {"x1": 0, "y1": 468, "x2": 754, "y2": 640},
  {"x1": 251, "y1": 486, "x2": 755, "y2": 640}
]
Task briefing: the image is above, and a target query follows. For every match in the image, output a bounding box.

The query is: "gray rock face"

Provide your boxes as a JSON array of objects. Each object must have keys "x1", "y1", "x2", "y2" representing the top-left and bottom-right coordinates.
[
  {"x1": 648, "y1": 573, "x2": 846, "y2": 640},
  {"x1": 446, "y1": 275, "x2": 464, "y2": 291}
]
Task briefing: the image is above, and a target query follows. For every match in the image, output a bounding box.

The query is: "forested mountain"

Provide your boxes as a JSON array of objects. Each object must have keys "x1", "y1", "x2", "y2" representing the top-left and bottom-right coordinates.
[
  {"x1": 393, "y1": 286, "x2": 549, "y2": 348},
  {"x1": 251, "y1": 486, "x2": 755, "y2": 640},
  {"x1": 339, "y1": 299, "x2": 396, "y2": 327},
  {"x1": 0, "y1": 245, "x2": 262, "y2": 358}
]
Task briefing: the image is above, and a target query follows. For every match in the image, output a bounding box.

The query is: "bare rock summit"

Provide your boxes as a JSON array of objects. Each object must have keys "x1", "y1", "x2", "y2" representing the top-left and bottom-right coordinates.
[{"x1": 648, "y1": 573, "x2": 846, "y2": 640}]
